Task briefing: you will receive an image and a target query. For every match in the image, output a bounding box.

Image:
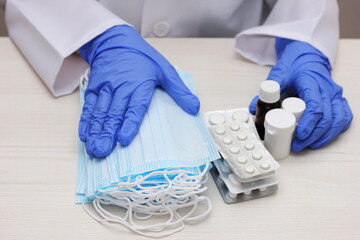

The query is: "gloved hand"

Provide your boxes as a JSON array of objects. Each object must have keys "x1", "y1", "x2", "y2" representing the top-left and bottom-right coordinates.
[
  {"x1": 249, "y1": 38, "x2": 353, "y2": 152},
  {"x1": 79, "y1": 25, "x2": 200, "y2": 158}
]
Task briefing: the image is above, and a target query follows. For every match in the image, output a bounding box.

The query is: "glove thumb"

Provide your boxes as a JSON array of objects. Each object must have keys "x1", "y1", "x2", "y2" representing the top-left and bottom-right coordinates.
[
  {"x1": 249, "y1": 96, "x2": 258, "y2": 115},
  {"x1": 161, "y1": 68, "x2": 200, "y2": 115}
]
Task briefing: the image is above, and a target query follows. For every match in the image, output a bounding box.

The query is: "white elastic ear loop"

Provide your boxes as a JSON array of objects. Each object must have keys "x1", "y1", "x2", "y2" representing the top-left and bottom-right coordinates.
[
  {"x1": 85, "y1": 164, "x2": 211, "y2": 238},
  {"x1": 79, "y1": 68, "x2": 90, "y2": 89},
  {"x1": 100, "y1": 187, "x2": 188, "y2": 218},
  {"x1": 84, "y1": 201, "x2": 184, "y2": 238},
  {"x1": 100, "y1": 169, "x2": 186, "y2": 192},
  {"x1": 184, "y1": 196, "x2": 212, "y2": 223},
  {"x1": 99, "y1": 168, "x2": 207, "y2": 212},
  {"x1": 174, "y1": 163, "x2": 210, "y2": 185},
  {"x1": 97, "y1": 194, "x2": 178, "y2": 230},
  {"x1": 200, "y1": 172, "x2": 209, "y2": 184},
  {"x1": 102, "y1": 171, "x2": 177, "y2": 211},
  {"x1": 102, "y1": 169, "x2": 186, "y2": 201},
  {"x1": 88, "y1": 198, "x2": 185, "y2": 238},
  {"x1": 109, "y1": 171, "x2": 197, "y2": 218},
  {"x1": 96, "y1": 171, "x2": 178, "y2": 214},
  {"x1": 90, "y1": 194, "x2": 203, "y2": 235}
]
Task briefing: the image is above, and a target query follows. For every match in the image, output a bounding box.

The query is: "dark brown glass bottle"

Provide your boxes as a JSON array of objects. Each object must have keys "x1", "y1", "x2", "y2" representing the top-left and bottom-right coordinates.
[
  {"x1": 255, "y1": 80, "x2": 281, "y2": 140},
  {"x1": 255, "y1": 100, "x2": 281, "y2": 139}
]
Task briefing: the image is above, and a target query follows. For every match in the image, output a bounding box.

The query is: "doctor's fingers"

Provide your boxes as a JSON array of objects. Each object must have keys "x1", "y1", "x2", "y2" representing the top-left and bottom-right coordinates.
[
  {"x1": 249, "y1": 96, "x2": 259, "y2": 115},
  {"x1": 266, "y1": 59, "x2": 291, "y2": 92},
  {"x1": 292, "y1": 83, "x2": 333, "y2": 152},
  {"x1": 309, "y1": 97, "x2": 346, "y2": 149},
  {"x1": 85, "y1": 85, "x2": 113, "y2": 156},
  {"x1": 249, "y1": 63, "x2": 289, "y2": 116},
  {"x1": 117, "y1": 80, "x2": 157, "y2": 146},
  {"x1": 340, "y1": 98, "x2": 353, "y2": 131},
  {"x1": 161, "y1": 67, "x2": 200, "y2": 115},
  {"x1": 79, "y1": 91, "x2": 97, "y2": 142},
  {"x1": 309, "y1": 97, "x2": 353, "y2": 149},
  {"x1": 292, "y1": 75, "x2": 324, "y2": 140},
  {"x1": 248, "y1": 60, "x2": 292, "y2": 115},
  {"x1": 88, "y1": 89, "x2": 131, "y2": 158},
  {"x1": 88, "y1": 85, "x2": 113, "y2": 136}
]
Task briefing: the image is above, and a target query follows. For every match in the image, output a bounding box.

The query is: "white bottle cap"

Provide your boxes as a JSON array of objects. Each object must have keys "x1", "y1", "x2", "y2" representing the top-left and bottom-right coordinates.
[
  {"x1": 265, "y1": 109, "x2": 296, "y2": 134},
  {"x1": 281, "y1": 97, "x2": 306, "y2": 122},
  {"x1": 259, "y1": 80, "x2": 280, "y2": 103},
  {"x1": 264, "y1": 109, "x2": 296, "y2": 160}
]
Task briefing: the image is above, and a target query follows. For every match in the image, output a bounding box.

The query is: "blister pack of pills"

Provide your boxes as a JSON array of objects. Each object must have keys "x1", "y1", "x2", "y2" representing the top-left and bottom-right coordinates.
[
  {"x1": 203, "y1": 108, "x2": 279, "y2": 203},
  {"x1": 212, "y1": 159, "x2": 278, "y2": 203},
  {"x1": 204, "y1": 108, "x2": 258, "y2": 138}
]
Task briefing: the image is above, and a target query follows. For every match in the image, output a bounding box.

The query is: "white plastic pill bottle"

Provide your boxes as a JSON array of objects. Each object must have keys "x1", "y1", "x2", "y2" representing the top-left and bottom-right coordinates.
[{"x1": 264, "y1": 109, "x2": 296, "y2": 160}]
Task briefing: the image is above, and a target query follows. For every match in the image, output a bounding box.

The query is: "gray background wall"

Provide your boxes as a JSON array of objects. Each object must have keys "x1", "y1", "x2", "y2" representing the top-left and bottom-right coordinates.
[
  {"x1": 338, "y1": 0, "x2": 360, "y2": 38},
  {"x1": 0, "y1": 7, "x2": 6, "y2": 36},
  {"x1": 0, "y1": 1, "x2": 359, "y2": 38}
]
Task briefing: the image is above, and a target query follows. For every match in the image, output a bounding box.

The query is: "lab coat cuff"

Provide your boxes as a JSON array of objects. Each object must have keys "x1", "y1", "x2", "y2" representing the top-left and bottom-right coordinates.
[
  {"x1": 53, "y1": 23, "x2": 132, "y2": 97},
  {"x1": 235, "y1": 29, "x2": 337, "y2": 68}
]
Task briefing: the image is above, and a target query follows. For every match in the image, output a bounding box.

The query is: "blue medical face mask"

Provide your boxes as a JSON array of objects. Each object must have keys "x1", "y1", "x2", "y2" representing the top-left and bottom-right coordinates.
[{"x1": 76, "y1": 69, "x2": 220, "y2": 237}]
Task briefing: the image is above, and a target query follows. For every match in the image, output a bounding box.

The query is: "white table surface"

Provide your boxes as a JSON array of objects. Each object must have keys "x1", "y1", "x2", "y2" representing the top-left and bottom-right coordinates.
[{"x1": 0, "y1": 38, "x2": 359, "y2": 240}]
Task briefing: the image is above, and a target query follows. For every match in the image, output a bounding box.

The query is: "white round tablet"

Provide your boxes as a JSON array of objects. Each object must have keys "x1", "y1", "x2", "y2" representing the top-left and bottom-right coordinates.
[
  {"x1": 260, "y1": 162, "x2": 271, "y2": 170},
  {"x1": 237, "y1": 133, "x2": 247, "y2": 141},
  {"x1": 209, "y1": 113, "x2": 226, "y2": 125},
  {"x1": 259, "y1": 187, "x2": 267, "y2": 192},
  {"x1": 230, "y1": 123, "x2": 240, "y2": 131},
  {"x1": 245, "y1": 166, "x2": 255, "y2": 174},
  {"x1": 228, "y1": 191, "x2": 238, "y2": 199},
  {"x1": 232, "y1": 110, "x2": 249, "y2": 122},
  {"x1": 230, "y1": 146, "x2": 240, "y2": 154},
  {"x1": 244, "y1": 190, "x2": 252, "y2": 195},
  {"x1": 222, "y1": 137, "x2": 232, "y2": 145},
  {"x1": 252, "y1": 152, "x2": 262, "y2": 160},
  {"x1": 236, "y1": 156, "x2": 247, "y2": 164},
  {"x1": 245, "y1": 143, "x2": 255, "y2": 150},
  {"x1": 215, "y1": 127, "x2": 225, "y2": 135}
]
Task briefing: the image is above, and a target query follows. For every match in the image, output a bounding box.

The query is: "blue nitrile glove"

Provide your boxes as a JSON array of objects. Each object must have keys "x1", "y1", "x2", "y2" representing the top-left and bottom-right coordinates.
[
  {"x1": 79, "y1": 25, "x2": 200, "y2": 157},
  {"x1": 249, "y1": 38, "x2": 353, "y2": 152}
]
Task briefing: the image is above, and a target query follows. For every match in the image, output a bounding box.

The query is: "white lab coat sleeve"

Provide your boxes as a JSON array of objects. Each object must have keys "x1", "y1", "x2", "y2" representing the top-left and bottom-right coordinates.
[
  {"x1": 5, "y1": 0, "x2": 127, "y2": 97},
  {"x1": 235, "y1": 0, "x2": 339, "y2": 67}
]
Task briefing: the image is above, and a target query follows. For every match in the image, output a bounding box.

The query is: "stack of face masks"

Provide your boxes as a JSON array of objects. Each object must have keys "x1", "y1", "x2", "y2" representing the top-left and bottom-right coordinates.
[{"x1": 76, "y1": 69, "x2": 220, "y2": 237}]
